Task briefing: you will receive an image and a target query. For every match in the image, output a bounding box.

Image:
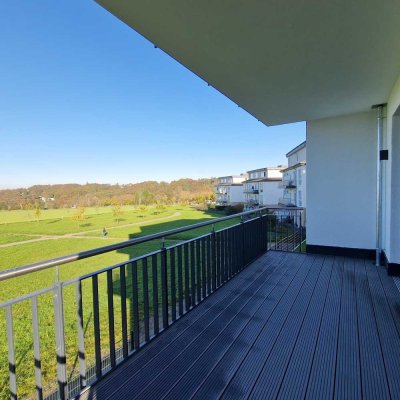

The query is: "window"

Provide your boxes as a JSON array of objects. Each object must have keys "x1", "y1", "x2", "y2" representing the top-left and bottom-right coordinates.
[
  {"x1": 298, "y1": 190, "x2": 302, "y2": 207},
  {"x1": 298, "y1": 169, "x2": 302, "y2": 185}
]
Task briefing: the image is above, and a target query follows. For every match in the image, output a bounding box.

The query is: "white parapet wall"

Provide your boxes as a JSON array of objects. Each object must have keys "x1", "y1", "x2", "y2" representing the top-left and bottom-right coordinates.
[{"x1": 307, "y1": 111, "x2": 377, "y2": 251}]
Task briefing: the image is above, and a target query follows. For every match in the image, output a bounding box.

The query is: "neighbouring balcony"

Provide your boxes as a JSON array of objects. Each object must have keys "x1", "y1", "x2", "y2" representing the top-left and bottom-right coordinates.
[
  {"x1": 279, "y1": 197, "x2": 297, "y2": 207},
  {"x1": 279, "y1": 180, "x2": 296, "y2": 189},
  {"x1": 244, "y1": 189, "x2": 259, "y2": 194}
]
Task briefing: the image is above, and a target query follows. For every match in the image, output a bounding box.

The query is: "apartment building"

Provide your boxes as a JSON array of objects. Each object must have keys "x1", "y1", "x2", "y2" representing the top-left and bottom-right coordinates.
[
  {"x1": 279, "y1": 141, "x2": 306, "y2": 207},
  {"x1": 215, "y1": 175, "x2": 246, "y2": 207},
  {"x1": 243, "y1": 167, "x2": 283, "y2": 209}
]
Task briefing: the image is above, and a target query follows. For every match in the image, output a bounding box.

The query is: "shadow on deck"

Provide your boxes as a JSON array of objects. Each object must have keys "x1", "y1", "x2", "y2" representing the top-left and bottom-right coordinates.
[{"x1": 79, "y1": 251, "x2": 400, "y2": 400}]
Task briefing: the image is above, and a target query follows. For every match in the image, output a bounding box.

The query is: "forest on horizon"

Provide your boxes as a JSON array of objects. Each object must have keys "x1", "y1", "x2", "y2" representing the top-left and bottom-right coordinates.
[{"x1": 0, "y1": 178, "x2": 216, "y2": 210}]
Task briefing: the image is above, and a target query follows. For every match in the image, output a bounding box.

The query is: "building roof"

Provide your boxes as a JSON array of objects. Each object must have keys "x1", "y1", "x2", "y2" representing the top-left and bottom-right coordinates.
[
  {"x1": 217, "y1": 175, "x2": 246, "y2": 179},
  {"x1": 215, "y1": 183, "x2": 244, "y2": 187},
  {"x1": 281, "y1": 162, "x2": 306, "y2": 173},
  {"x1": 286, "y1": 141, "x2": 306, "y2": 158},
  {"x1": 244, "y1": 177, "x2": 282, "y2": 183},
  {"x1": 97, "y1": 0, "x2": 400, "y2": 126},
  {"x1": 246, "y1": 166, "x2": 285, "y2": 174}
]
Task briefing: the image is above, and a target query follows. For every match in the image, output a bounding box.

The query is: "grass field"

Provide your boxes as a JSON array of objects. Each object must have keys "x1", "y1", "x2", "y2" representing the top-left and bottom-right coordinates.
[
  {"x1": 0, "y1": 206, "x2": 132, "y2": 224},
  {"x1": 0, "y1": 205, "x2": 238, "y2": 398}
]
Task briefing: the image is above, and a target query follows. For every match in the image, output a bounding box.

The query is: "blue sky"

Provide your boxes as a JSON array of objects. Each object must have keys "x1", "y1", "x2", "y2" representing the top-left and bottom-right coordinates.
[{"x1": 0, "y1": 1, "x2": 305, "y2": 189}]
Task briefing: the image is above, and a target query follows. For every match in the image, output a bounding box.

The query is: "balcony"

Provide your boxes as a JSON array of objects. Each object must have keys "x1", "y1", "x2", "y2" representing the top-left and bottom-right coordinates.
[
  {"x1": 279, "y1": 180, "x2": 297, "y2": 189},
  {"x1": 1, "y1": 209, "x2": 399, "y2": 400},
  {"x1": 244, "y1": 189, "x2": 259, "y2": 194},
  {"x1": 278, "y1": 197, "x2": 297, "y2": 207},
  {"x1": 78, "y1": 251, "x2": 400, "y2": 400}
]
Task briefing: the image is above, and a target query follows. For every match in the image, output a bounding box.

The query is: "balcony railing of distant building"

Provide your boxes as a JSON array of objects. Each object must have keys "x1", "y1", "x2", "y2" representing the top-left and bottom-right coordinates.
[
  {"x1": 279, "y1": 180, "x2": 297, "y2": 189},
  {"x1": 243, "y1": 189, "x2": 259, "y2": 194},
  {"x1": 278, "y1": 197, "x2": 297, "y2": 207},
  {"x1": 0, "y1": 207, "x2": 305, "y2": 400}
]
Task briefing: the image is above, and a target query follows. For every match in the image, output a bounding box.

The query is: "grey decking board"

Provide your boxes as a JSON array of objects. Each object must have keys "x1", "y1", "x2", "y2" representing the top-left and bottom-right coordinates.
[
  {"x1": 355, "y1": 258, "x2": 390, "y2": 400},
  {"x1": 163, "y1": 254, "x2": 313, "y2": 400},
  {"x1": 305, "y1": 256, "x2": 344, "y2": 400},
  {"x1": 275, "y1": 256, "x2": 335, "y2": 400},
  {"x1": 79, "y1": 253, "x2": 400, "y2": 400},
  {"x1": 366, "y1": 259, "x2": 400, "y2": 400},
  {"x1": 377, "y1": 266, "x2": 400, "y2": 338},
  {"x1": 334, "y1": 257, "x2": 362, "y2": 400},
  {"x1": 247, "y1": 255, "x2": 329, "y2": 399},
  {"x1": 99, "y1": 252, "x2": 293, "y2": 400},
  {"x1": 79, "y1": 251, "x2": 285, "y2": 400},
  {"x1": 133, "y1": 253, "x2": 306, "y2": 400},
  {"x1": 219, "y1": 255, "x2": 319, "y2": 399}
]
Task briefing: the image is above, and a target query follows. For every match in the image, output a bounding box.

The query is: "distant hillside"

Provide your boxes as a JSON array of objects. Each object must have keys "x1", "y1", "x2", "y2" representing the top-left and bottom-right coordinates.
[{"x1": 0, "y1": 179, "x2": 216, "y2": 210}]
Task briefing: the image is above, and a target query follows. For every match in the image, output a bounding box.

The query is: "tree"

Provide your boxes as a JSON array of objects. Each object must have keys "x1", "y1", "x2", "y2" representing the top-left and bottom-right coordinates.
[
  {"x1": 34, "y1": 202, "x2": 41, "y2": 222},
  {"x1": 72, "y1": 207, "x2": 86, "y2": 227},
  {"x1": 112, "y1": 203, "x2": 124, "y2": 224}
]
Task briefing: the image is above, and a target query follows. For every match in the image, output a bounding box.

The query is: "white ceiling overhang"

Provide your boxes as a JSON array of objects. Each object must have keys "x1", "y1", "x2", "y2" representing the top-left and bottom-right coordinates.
[{"x1": 96, "y1": 0, "x2": 400, "y2": 125}]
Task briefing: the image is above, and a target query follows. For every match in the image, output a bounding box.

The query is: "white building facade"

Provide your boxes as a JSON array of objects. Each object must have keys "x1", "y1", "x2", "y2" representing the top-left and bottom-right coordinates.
[
  {"x1": 215, "y1": 175, "x2": 246, "y2": 207},
  {"x1": 279, "y1": 141, "x2": 306, "y2": 207},
  {"x1": 243, "y1": 167, "x2": 283, "y2": 209}
]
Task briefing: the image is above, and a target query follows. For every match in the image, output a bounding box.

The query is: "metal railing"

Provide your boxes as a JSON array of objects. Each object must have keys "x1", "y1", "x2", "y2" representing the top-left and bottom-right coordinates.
[{"x1": 0, "y1": 207, "x2": 304, "y2": 399}]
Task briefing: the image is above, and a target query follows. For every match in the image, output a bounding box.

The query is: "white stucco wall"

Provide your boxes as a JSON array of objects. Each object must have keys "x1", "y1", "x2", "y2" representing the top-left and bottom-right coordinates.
[
  {"x1": 307, "y1": 111, "x2": 376, "y2": 250},
  {"x1": 385, "y1": 73, "x2": 400, "y2": 263},
  {"x1": 288, "y1": 146, "x2": 306, "y2": 167},
  {"x1": 229, "y1": 185, "x2": 244, "y2": 204},
  {"x1": 261, "y1": 181, "x2": 282, "y2": 205}
]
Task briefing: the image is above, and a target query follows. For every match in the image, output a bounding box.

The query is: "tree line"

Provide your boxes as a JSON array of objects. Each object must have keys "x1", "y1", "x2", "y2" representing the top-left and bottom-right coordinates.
[{"x1": 0, "y1": 179, "x2": 216, "y2": 210}]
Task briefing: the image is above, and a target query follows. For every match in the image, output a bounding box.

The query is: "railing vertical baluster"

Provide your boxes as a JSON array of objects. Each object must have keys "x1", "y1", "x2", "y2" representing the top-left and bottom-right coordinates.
[
  {"x1": 160, "y1": 242, "x2": 169, "y2": 329},
  {"x1": 184, "y1": 243, "x2": 190, "y2": 311},
  {"x1": 207, "y1": 235, "x2": 212, "y2": 295},
  {"x1": 106, "y1": 270, "x2": 116, "y2": 368},
  {"x1": 152, "y1": 254, "x2": 159, "y2": 335},
  {"x1": 169, "y1": 249, "x2": 176, "y2": 323},
  {"x1": 92, "y1": 275, "x2": 102, "y2": 379},
  {"x1": 177, "y1": 246, "x2": 183, "y2": 316},
  {"x1": 219, "y1": 231, "x2": 226, "y2": 282},
  {"x1": 235, "y1": 225, "x2": 242, "y2": 271},
  {"x1": 292, "y1": 213, "x2": 296, "y2": 251},
  {"x1": 196, "y1": 240, "x2": 201, "y2": 303},
  {"x1": 142, "y1": 258, "x2": 150, "y2": 341},
  {"x1": 211, "y1": 228, "x2": 216, "y2": 291},
  {"x1": 6, "y1": 305, "x2": 17, "y2": 400},
  {"x1": 275, "y1": 214, "x2": 278, "y2": 250},
  {"x1": 300, "y1": 212, "x2": 303, "y2": 252},
  {"x1": 201, "y1": 238, "x2": 207, "y2": 299},
  {"x1": 76, "y1": 281, "x2": 86, "y2": 389},
  {"x1": 120, "y1": 265, "x2": 128, "y2": 359},
  {"x1": 190, "y1": 241, "x2": 196, "y2": 305},
  {"x1": 216, "y1": 231, "x2": 221, "y2": 285},
  {"x1": 54, "y1": 282, "x2": 68, "y2": 399},
  {"x1": 31, "y1": 297, "x2": 43, "y2": 400},
  {"x1": 131, "y1": 261, "x2": 140, "y2": 350},
  {"x1": 228, "y1": 227, "x2": 233, "y2": 274},
  {"x1": 222, "y1": 229, "x2": 226, "y2": 280},
  {"x1": 241, "y1": 218, "x2": 245, "y2": 269},
  {"x1": 236, "y1": 224, "x2": 241, "y2": 271}
]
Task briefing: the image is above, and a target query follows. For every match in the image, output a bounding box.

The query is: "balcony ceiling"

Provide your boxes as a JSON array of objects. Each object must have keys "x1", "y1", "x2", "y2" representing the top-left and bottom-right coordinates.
[{"x1": 96, "y1": 0, "x2": 400, "y2": 125}]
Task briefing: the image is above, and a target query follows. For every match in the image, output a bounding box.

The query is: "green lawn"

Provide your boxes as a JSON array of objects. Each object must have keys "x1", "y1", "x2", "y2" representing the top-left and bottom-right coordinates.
[
  {"x1": 0, "y1": 206, "x2": 178, "y2": 236},
  {"x1": 0, "y1": 206, "x2": 133, "y2": 224},
  {"x1": 0, "y1": 205, "x2": 234, "y2": 398},
  {"x1": 0, "y1": 233, "x2": 36, "y2": 245}
]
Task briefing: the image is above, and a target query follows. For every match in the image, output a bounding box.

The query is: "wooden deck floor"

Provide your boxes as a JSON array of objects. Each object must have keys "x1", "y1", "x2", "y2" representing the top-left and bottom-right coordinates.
[{"x1": 80, "y1": 251, "x2": 400, "y2": 400}]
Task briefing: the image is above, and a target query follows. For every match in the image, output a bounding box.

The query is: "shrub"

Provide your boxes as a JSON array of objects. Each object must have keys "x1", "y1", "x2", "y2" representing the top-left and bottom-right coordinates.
[{"x1": 224, "y1": 203, "x2": 244, "y2": 216}]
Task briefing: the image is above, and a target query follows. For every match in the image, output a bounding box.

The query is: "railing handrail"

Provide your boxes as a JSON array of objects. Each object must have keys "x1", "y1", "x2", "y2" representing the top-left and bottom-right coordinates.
[{"x1": 0, "y1": 206, "x2": 303, "y2": 282}]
